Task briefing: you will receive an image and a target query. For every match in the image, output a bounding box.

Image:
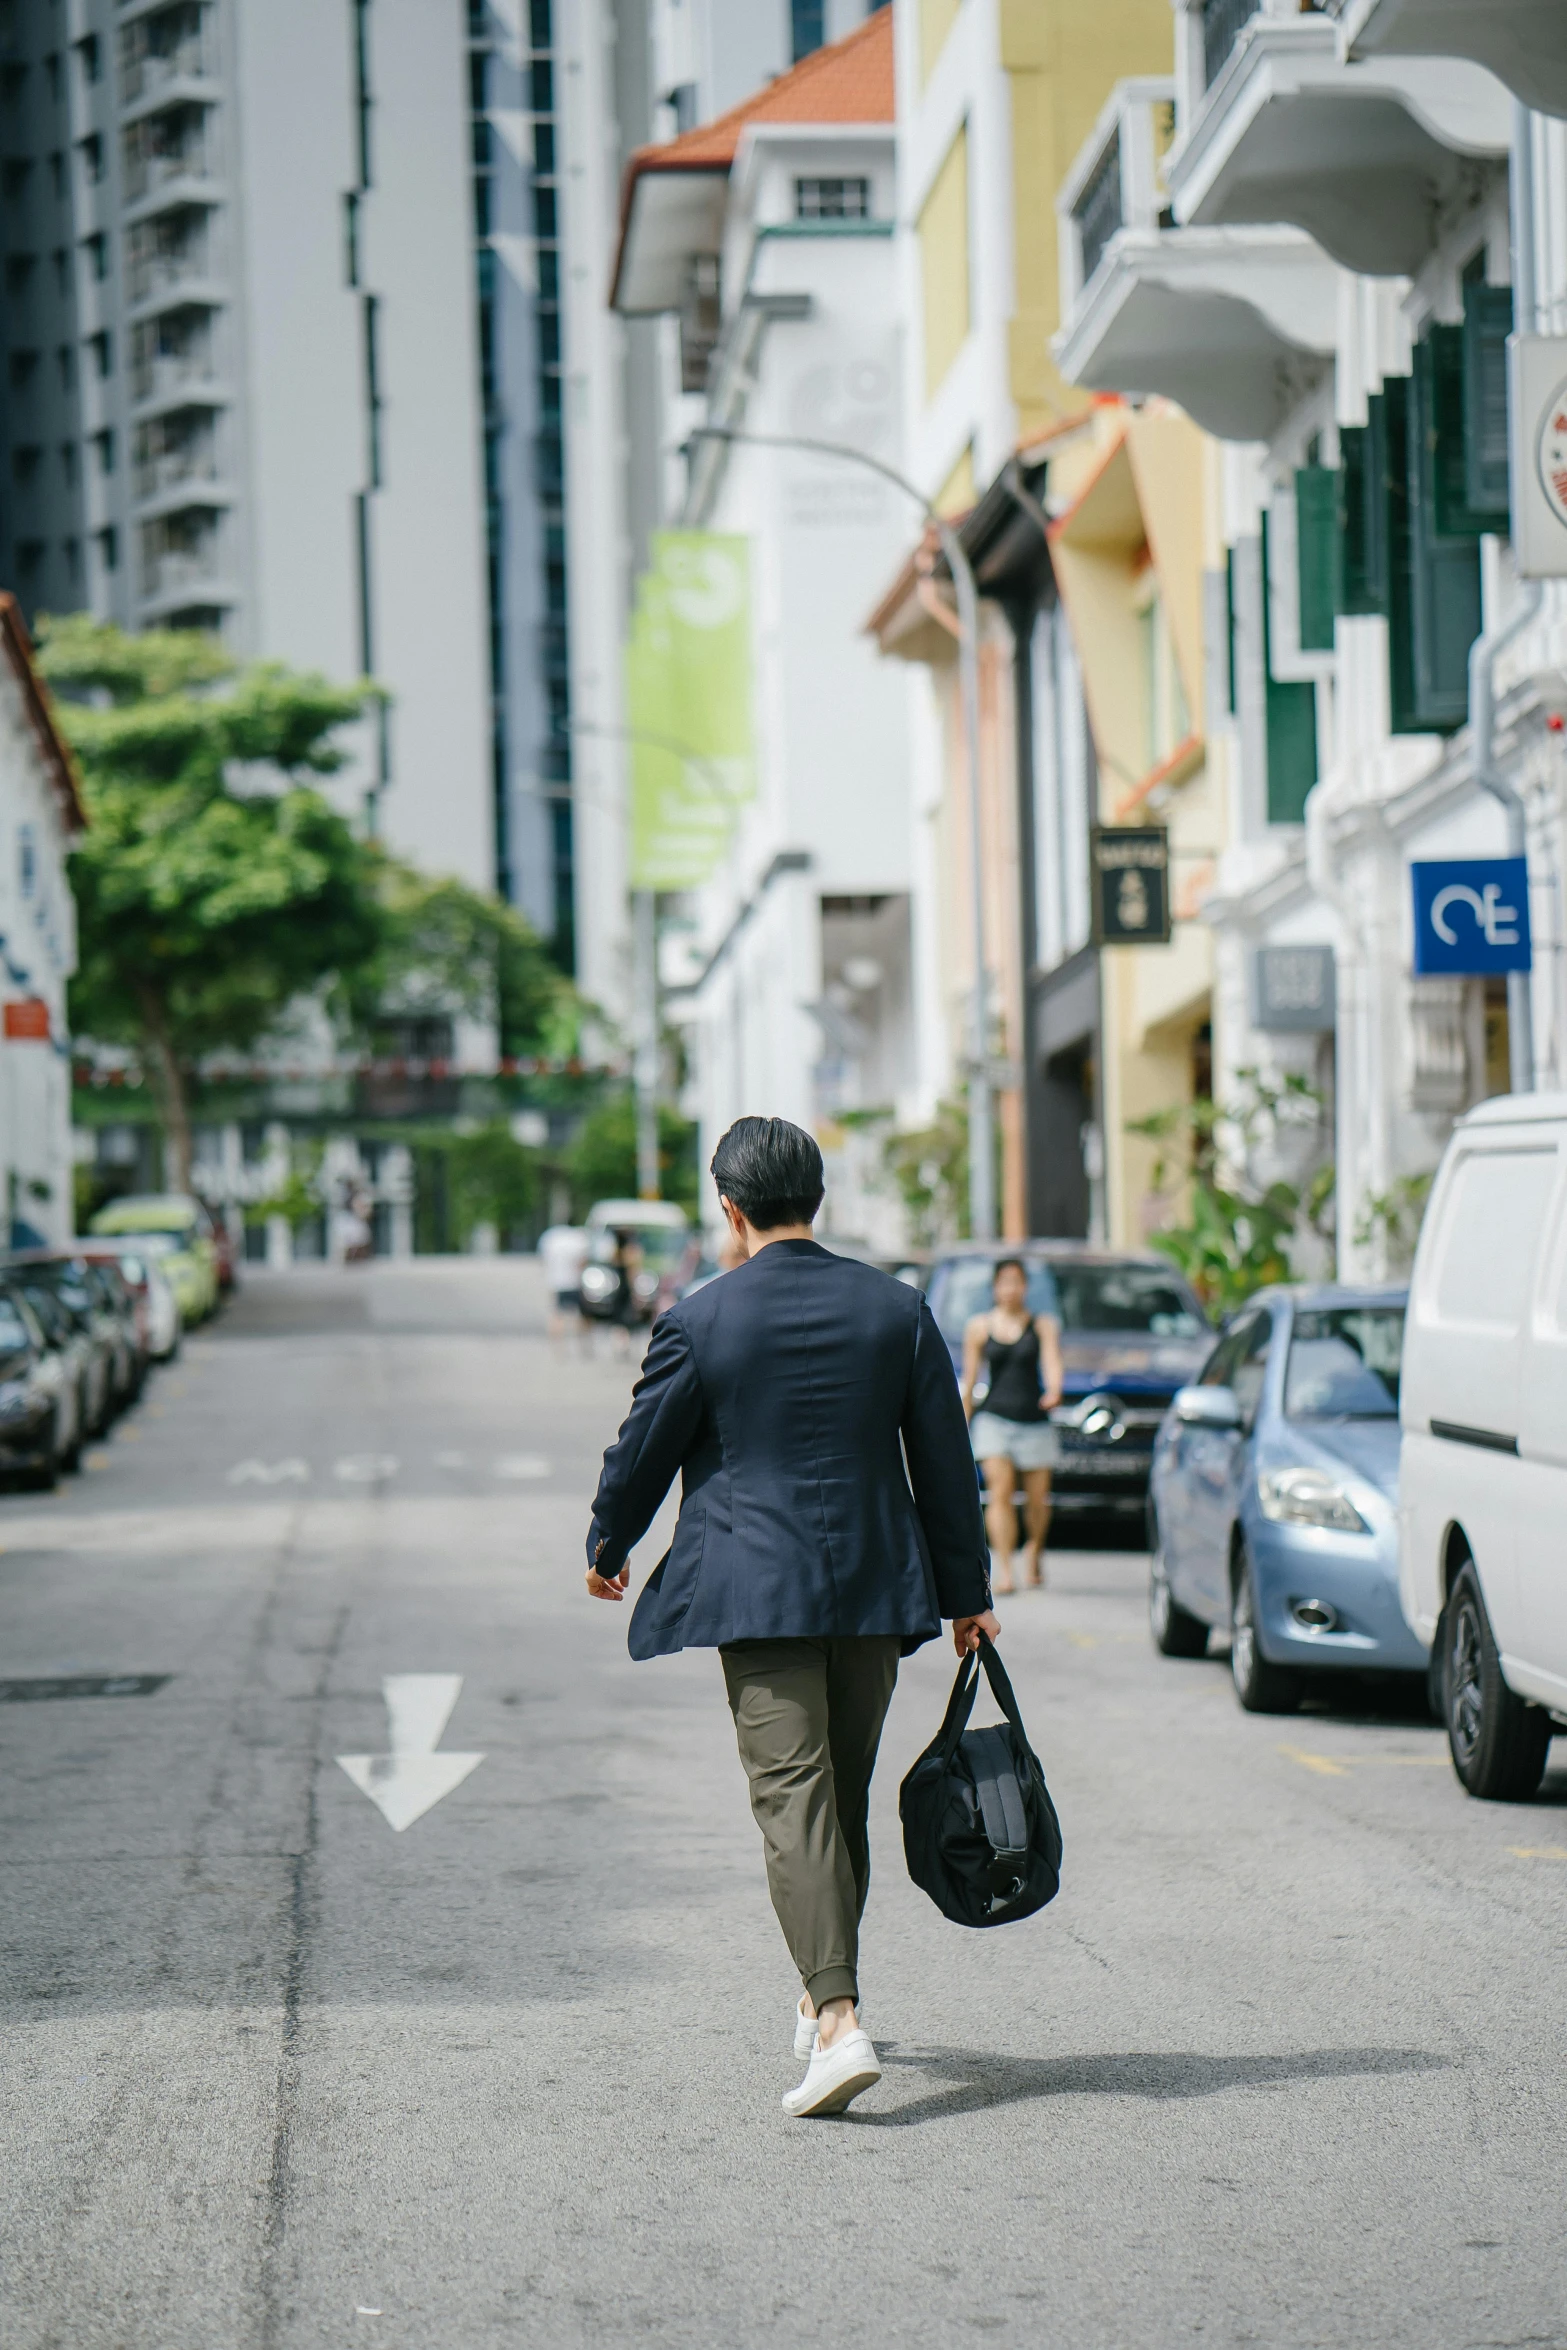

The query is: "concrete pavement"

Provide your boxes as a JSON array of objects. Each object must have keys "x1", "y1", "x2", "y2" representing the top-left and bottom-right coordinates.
[{"x1": 2, "y1": 1259, "x2": 1565, "y2": 2348}]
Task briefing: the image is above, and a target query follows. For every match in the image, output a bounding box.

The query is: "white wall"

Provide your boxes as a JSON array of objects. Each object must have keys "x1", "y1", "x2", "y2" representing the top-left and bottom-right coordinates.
[{"x1": 0, "y1": 665, "x2": 77, "y2": 1247}]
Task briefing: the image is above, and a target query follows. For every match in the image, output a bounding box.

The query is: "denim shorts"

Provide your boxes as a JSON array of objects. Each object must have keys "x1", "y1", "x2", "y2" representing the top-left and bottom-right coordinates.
[{"x1": 970, "y1": 1410, "x2": 1059, "y2": 1472}]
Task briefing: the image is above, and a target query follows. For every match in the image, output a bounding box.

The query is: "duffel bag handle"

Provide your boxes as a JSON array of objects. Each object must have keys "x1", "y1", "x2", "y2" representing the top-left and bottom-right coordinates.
[
  {"x1": 935, "y1": 1644, "x2": 984, "y2": 1760},
  {"x1": 974, "y1": 1631, "x2": 1031, "y2": 1747}
]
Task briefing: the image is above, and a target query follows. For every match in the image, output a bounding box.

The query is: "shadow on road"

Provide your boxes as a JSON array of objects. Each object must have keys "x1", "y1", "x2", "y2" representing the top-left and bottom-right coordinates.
[{"x1": 857, "y1": 2042, "x2": 1450, "y2": 2127}]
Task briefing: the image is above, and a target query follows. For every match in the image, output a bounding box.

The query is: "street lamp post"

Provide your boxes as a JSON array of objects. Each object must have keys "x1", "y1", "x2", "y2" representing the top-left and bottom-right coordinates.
[{"x1": 686, "y1": 424, "x2": 997, "y2": 1241}]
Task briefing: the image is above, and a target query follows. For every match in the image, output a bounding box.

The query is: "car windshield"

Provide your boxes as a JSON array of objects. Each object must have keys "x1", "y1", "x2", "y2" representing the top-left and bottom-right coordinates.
[
  {"x1": 931, "y1": 1260, "x2": 1061, "y2": 1344},
  {"x1": 1049, "y1": 1263, "x2": 1206, "y2": 1336},
  {"x1": 1284, "y1": 1305, "x2": 1404, "y2": 1419}
]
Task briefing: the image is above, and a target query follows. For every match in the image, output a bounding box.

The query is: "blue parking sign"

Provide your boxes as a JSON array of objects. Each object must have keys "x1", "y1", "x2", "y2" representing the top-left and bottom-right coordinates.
[{"x1": 1411, "y1": 857, "x2": 1532, "y2": 975}]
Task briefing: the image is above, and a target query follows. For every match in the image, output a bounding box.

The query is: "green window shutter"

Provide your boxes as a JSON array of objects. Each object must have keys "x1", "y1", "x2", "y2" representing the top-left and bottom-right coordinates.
[
  {"x1": 1225, "y1": 544, "x2": 1237, "y2": 714},
  {"x1": 1295, "y1": 463, "x2": 1340, "y2": 650},
  {"x1": 1261, "y1": 510, "x2": 1318, "y2": 822},
  {"x1": 1386, "y1": 370, "x2": 1483, "y2": 735},
  {"x1": 1340, "y1": 398, "x2": 1390, "y2": 615},
  {"x1": 1462, "y1": 277, "x2": 1513, "y2": 523},
  {"x1": 1417, "y1": 322, "x2": 1504, "y2": 539}
]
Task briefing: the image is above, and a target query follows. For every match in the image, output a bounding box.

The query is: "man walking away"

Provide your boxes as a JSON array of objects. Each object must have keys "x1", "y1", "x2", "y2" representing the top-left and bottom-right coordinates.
[{"x1": 585, "y1": 1116, "x2": 997, "y2": 2118}]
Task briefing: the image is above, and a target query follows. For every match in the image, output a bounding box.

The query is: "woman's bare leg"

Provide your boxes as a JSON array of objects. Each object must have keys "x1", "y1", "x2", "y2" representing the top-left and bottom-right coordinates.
[
  {"x1": 1020, "y1": 1468, "x2": 1052, "y2": 1587},
  {"x1": 982, "y1": 1454, "x2": 1020, "y2": 1595}
]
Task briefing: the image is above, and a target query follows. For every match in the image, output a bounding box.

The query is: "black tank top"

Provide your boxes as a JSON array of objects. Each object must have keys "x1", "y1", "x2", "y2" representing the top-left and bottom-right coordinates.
[{"x1": 980, "y1": 1323, "x2": 1042, "y2": 1423}]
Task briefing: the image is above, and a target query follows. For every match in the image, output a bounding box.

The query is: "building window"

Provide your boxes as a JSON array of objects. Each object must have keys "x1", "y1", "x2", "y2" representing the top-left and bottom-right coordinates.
[
  {"x1": 8, "y1": 348, "x2": 39, "y2": 389},
  {"x1": 75, "y1": 33, "x2": 100, "y2": 86},
  {"x1": 60, "y1": 441, "x2": 77, "y2": 486},
  {"x1": 93, "y1": 427, "x2": 115, "y2": 474},
  {"x1": 78, "y1": 133, "x2": 103, "y2": 185},
  {"x1": 96, "y1": 524, "x2": 118, "y2": 573},
  {"x1": 0, "y1": 156, "x2": 30, "y2": 199},
  {"x1": 795, "y1": 177, "x2": 871, "y2": 222},
  {"x1": 87, "y1": 329, "x2": 112, "y2": 378},
  {"x1": 52, "y1": 247, "x2": 68, "y2": 294},
  {"x1": 17, "y1": 539, "x2": 44, "y2": 577},
  {"x1": 11, "y1": 444, "x2": 41, "y2": 482},
  {"x1": 343, "y1": 189, "x2": 359, "y2": 287},
  {"x1": 81, "y1": 231, "x2": 107, "y2": 281},
  {"x1": 56, "y1": 343, "x2": 74, "y2": 390},
  {"x1": 48, "y1": 151, "x2": 65, "y2": 199},
  {"x1": 18, "y1": 825, "x2": 36, "y2": 899},
  {"x1": 790, "y1": 0, "x2": 825, "y2": 63},
  {"x1": 65, "y1": 536, "x2": 80, "y2": 580}
]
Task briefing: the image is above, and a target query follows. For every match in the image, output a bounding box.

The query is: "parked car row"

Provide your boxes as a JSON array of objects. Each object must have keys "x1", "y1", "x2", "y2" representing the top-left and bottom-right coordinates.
[
  {"x1": 1143, "y1": 1091, "x2": 1567, "y2": 1807},
  {"x1": 0, "y1": 1190, "x2": 229, "y2": 1491},
  {"x1": 87, "y1": 1192, "x2": 232, "y2": 1326}
]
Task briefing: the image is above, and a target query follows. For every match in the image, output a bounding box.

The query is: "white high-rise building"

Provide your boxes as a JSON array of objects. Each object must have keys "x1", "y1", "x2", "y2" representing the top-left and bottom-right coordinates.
[{"x1": 0, "y1": 0, "x2": 492, "y2": 890}]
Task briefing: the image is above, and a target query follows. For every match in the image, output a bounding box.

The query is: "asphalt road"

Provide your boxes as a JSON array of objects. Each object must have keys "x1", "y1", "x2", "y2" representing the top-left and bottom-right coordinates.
[{"x1": 3, "y1": 1259, "x2": 1566, "y2": 2350}]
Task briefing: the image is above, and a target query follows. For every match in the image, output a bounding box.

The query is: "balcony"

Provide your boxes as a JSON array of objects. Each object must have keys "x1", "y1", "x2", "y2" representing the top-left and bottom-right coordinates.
[
  {"x1": 130, "y1": 351, "x2": 225, "y2": 413},
  {"x1": 119, "y1": 5, "x2": 220, "y2": 111},
  {"x1": 122, "y1": 118, "x2": 222, "y2": 214},
  {"x1": 132, "y1": 447, "x2": 223, "y2": 509},
  {"x1": 1169, "y1": 4, "x2": 1511, "y2": 277},
  {"x1": 1332, "y1": 0, "x2": 1567, "y2": 119},
  {"x1": 127, "y1": 247, "x2": 222, "y2": 312},
  {"x1": 138, "y1": 544, "x2": 235, "y2": 620},
  {"x1": 1055, "y1": 80, "x2": 1337, "y2": 444}
]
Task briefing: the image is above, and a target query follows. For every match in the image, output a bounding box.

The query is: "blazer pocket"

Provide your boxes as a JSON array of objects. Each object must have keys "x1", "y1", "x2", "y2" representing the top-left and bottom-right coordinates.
[{"x1": 661, "y1": 1509, "x2": 709, "y2": 1637}]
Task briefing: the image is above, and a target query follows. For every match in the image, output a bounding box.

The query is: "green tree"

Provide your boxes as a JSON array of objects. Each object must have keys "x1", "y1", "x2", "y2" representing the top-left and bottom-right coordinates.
[
  {"x1": 40, "y1": 616, "x2": 384, "y2": 1189},
  {"x1": 564, "y1": 1087, "x2": 698, "y2": 1215},
  {"x1": 1128, "y1": 1070, "x2": 1334, "y2": 1314},
  {"x1": 354, "y1": 862, "x2": 576, "y2": 1062}
]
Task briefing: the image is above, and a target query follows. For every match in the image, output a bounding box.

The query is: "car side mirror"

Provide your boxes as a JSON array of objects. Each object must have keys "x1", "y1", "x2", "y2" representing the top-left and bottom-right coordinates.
[{"x1": 1173, "y1": 1384, "x2": 1242, "y2": 1430}]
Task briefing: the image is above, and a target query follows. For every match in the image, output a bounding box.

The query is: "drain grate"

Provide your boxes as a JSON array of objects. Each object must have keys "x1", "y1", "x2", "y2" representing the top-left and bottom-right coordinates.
[{"x1": 0, "y1": 1674, "x2": 171, "y2": 1703}]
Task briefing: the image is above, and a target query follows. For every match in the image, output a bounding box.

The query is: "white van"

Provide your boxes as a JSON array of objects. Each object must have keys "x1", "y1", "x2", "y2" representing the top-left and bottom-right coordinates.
[{"x1": 1400, "y1": 1093, "x2": 1567, "y2": 1800}]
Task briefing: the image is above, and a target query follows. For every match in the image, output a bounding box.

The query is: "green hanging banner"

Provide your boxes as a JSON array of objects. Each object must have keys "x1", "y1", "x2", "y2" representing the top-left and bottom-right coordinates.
[{"x1": 626, "y1": 532, "x2": 753, "y2": 890}]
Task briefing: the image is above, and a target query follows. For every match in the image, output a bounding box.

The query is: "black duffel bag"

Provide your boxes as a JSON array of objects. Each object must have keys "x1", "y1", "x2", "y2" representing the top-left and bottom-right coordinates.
[{"x1": 899, "y1": 1632, "x2": 1062, "y2": 1929}]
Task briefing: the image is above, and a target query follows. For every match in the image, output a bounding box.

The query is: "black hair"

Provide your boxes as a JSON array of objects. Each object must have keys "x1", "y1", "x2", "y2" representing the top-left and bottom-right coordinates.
[
  {"x1": 710, "y1": 1115, "x2": 824, "y2": 1231},
  {"x1": 993, "y1": 1256, "x2": 1028, "y2": 1286}
]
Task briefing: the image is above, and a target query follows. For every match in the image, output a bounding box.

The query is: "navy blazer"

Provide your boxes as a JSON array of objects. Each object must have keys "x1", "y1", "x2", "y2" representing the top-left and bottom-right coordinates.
[{"x1": 586, "y1": 1238, "x2": 990, "y2": 1659}]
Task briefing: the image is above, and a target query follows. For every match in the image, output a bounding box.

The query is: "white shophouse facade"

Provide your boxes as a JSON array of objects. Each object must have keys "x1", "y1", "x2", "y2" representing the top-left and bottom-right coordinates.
[
  {"x1": 0, "y1": 601, "x2": 81, "y2": 1250},
  {"x1": 1055, "y1": 0, "x2": 1567, "y2": 1277}
]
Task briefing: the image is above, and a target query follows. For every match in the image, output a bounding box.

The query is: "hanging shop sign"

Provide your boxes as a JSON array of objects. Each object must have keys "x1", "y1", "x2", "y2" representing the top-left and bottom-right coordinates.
[
  {"x1": 1510, "y1": 336, "x2": 1567, "y2": 579},
  {"x1": 2, "y1": 998, "x2": 50, "y2": 1040},
  {"x1": 1089, "y1": 826, "x2": 1170, "y2": 946},
  {"x1": 1252, "y1": 945, "x2": 1336, "y2": 1032},
  {"x1": 1411, "y1": 857, "x2": 1532, "y2": 976}
]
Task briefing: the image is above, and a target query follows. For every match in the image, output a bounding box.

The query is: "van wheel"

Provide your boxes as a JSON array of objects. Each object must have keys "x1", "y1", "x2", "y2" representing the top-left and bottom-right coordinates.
[
  {"x1": 1444, "y1": 1565, "x2": 1551, "y2": 1801},
  {"x1": 1149, "y1": 1515, "x2": 1208, "y2": 1658},
  {"x1": 1231, "y1": 1547, "x2": 1300, "y2": 1715}
]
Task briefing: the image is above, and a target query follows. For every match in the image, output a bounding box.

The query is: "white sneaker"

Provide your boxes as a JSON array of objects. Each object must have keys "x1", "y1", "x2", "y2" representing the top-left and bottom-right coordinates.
[
  {"x1": 793, "y1": 1996, "x2": 865, "y2": 2060},
  {"x1": 781, "y1": 2028, "x2": 881, "y2": 2118}
]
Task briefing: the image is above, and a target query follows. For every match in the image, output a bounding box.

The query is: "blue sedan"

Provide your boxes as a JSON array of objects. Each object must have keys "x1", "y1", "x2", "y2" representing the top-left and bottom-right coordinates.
[{"x1": 1146, "y1": 1285, "x2": 1426, "y2": 1711}]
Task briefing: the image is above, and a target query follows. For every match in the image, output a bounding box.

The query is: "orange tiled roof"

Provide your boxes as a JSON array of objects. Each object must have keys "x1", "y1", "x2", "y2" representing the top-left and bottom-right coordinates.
[{"x1": 630, "y1": 6, "x2": 894, "y2": 179}]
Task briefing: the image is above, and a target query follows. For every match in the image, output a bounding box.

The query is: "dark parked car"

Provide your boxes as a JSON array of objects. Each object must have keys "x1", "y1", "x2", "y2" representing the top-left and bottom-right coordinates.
[
  {"x1": 1146, "y1": 1285, "x2": 1425, "y2": 1711},
  {"x1": 0, "y1": 1278, "x2": 81, "y2": 1484},
  {"x1": 924, "y1": 1244, "x2": 1212, "y2": 1519},
  {"x1": 11, "y1": 1254, "x2": 129, "y2": 1434}
]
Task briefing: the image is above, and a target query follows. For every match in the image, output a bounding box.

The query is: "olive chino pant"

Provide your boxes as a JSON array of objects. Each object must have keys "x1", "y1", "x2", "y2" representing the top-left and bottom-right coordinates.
[{"x1": 720, "y1": 1636, "x2": 903, "y2": 2012}]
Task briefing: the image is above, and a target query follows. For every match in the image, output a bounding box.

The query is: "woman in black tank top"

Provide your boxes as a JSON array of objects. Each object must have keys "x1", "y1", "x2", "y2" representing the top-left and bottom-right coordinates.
[{"x1": 960, "y1": 1257, "x2": 1064, "y2": 1595}]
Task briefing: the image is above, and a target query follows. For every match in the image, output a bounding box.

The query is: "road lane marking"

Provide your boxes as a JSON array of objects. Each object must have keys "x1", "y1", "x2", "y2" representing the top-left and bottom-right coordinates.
[
  {"x1": 1279, "y1": 1745, "x2": 1447, "y2": 1778},
  {"x1": 493, "y1": 1454, "x2": 551, "y2": 1480},
  {"x1": 334, "y1": 1454, "x2": 398, "y2": 1483},
  {"x1": 337, "y1": 1673, "x2": 483, "y2": 1831},
  {"x1": 228, "y1": 1459, "x2": 310, "y2": 1485},
  {"x1": 1508, "y1": 1844, "x2": 1567, "y2": 1861},
  {"x1": 1278, "y1": 1745, "x2": 1352, "y2": 1777},
  {"x1": 0, "y1": 1673, "x2": 170, "y2": 1702}
]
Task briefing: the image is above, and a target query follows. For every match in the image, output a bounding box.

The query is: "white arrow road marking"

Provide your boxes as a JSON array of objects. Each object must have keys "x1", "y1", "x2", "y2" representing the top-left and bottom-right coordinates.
[
  {"x1": 493, "y1": 1454, "x2": 551, "y2": 1480},
  {"x1": 334, "y1": 1454, "x2": 399, "y2": 1483},
  {"x1": 337, "y1": 1673, "x2": 483, "y2": 1832},
  {"x1": 228, "y1": 1458, "x2": 311, "y2": 1485}
]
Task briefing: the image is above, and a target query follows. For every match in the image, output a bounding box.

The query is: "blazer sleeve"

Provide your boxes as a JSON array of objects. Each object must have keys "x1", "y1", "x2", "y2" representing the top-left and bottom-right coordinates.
[
  {"x1": 901, "y1": 1295, "x2": 992, "y2": 1619},
  {"x1": 585, "y1": 1311, "x2": 707, "y2": 1578}
]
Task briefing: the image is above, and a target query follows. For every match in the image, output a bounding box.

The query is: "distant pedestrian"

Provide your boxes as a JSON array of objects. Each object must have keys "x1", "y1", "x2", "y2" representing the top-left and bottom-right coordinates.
[
  {"x1": 961, "y1": 1258, "x2": 1064, "y2": 1594},
  {"x1": 585, "y1": 1116, "x2": 996, "y2": 2118},
  {"x1": 537, "y1": 1222, "x2": 588, "y2": 1347}
]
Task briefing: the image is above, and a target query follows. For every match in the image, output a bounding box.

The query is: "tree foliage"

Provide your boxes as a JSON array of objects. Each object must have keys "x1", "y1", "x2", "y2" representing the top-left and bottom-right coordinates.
[
  {"x1": 564, "y1": 1088, "x2": 698, "y2": 1215},
  {"x1": 40, "y1": 616, "x2": 577, "y2": 1189},
  {"x1": 1129, "y1": 1070, "x2": 1334, "y2": 1313}
]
